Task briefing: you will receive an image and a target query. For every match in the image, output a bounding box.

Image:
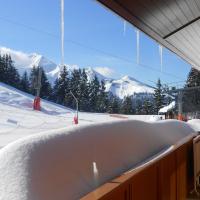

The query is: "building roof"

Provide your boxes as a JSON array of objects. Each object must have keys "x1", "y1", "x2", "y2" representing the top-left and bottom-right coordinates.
[
  {"x1": 97, "y1": 0, "x2": 200, "y2": 70},
  {"x1": 159, "y1": 101, "x2": 176, "y2": 113}
]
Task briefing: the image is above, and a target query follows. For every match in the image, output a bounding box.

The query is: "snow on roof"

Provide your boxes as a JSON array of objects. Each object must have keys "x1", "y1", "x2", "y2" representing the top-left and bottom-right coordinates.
[
  {"x1": 0, "y1": 120, "x2": 196, "y2": 200},
  {"x1": 159, "y1": 101, "x2": 176, "y2": 114}
]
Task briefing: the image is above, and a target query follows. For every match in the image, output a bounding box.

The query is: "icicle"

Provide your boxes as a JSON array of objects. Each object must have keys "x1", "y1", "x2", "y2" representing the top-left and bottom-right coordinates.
[
  {"x1": 136, "y1": 29, "x2": 140, "y2": 65},
  {"x1": 159, "y1": 45, "x2": 163, "y2": 72},
  {"x1": 61, "y1": 0, "x2": 64, "y2": 66},
  {"x1": 93, "y1": 162, "x2": 99, "y2": 186},
  {"x1": 123, "y1": 20, "x2": 127, "y2": 36}
]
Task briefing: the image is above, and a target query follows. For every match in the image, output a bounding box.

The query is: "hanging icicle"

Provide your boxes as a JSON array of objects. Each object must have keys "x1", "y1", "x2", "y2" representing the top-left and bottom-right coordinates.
[
  {"x1": 123, "y1": 20, "x2": 127, "y2": 36},
  {"x1": 136, "y1": 29, "x2": 140, "y2": 65},
  {"x1": 61, "y1": 0, "x2": 65, "y2": 66},
  {"x1": 159, "y1": 45, "x2": 163, "y2": 72}
]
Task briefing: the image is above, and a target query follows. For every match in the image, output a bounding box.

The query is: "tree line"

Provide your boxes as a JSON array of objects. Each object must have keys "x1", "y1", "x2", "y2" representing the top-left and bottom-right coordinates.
[{"x1": 0, "y1": 54, "x2": 172, "y2": 114}]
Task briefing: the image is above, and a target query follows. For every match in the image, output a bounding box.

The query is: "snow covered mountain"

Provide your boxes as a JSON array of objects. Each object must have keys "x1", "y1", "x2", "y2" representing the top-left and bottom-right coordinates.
[
  {"x1": 85, "y1": 67, "x2": 111, "y2": 82},
  {"x1": 0, "y1": 47, "x2": 154, "y2": 99},
  {"x1": 105, "y1": 76, "x2": 154, "y2": 99},
  {"x1": 0, "y1": 47, "x2": 57, "y2": 74}
]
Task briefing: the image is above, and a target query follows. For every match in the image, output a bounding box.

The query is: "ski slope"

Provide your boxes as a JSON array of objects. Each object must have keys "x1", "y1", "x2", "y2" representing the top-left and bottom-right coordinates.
[{"x1": 0, "y1": 82, "x2": 160, "y2": 148}]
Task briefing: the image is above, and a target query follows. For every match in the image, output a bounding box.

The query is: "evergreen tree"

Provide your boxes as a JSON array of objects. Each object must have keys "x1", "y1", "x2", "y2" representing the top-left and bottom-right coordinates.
[
  {"x1": 79, "y1": 69, "x2": 90, "y2": 111},
  {"x1": 121, "y1": 96, "x2": 134, "y2": 114},
  {"x1": 183, "y1": 67, "x2": 200, "y2": 112},
  {"x1": 66, "y1": 69, "x2": 82, "y2": 109},
  {"x1": 162, "y1": 84, "x2": 173, "y2": 105},
  {"x1": 96, "y1": 80, "x2": 108, "y2": 112},
  {"x1": 135, "y1": 100, "x2": 143, "y2": 114},
  {"x1": 1, "y1": 54, "x2": 21, "y2": 88},
  {"x1": 29, "y1": 66, "x2": 38, "y2": 95},
  {"x1": 89, "y1": 75, "x2": 100, "y2": 112},
  {"x1": 39, "y1": 67, "x2": 52, "y2": 99},
  {"x1": 0, "y1": 55, "x2": 6, "y2": 82},
  {"x1": 153, "y1": 78, "x2": 165, "y2": 113},
  {"x1": 20, "y1": 71, "x2": 30, "y2": 93},
  {"x1": 142, "y1": 99, "x2": 154, "y2": 114},
  {"x1": 53, "y1": 65, "x2": 70, "y2": 105},
  {"x1": 29, "y1": 66, "x2": 52, "y2": 99},
  {"x1": 107, "y1": 95, "x2": 121, "y2": 114}
]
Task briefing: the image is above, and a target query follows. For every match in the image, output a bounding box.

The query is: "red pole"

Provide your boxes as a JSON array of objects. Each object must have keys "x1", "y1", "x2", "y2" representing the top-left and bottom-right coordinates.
[
  {"x1": 74, "y1": 115, "x2": 78, "y2": 124},
  {"x1": 33, "y1": 97, "x2": 41, "y2": 111}
]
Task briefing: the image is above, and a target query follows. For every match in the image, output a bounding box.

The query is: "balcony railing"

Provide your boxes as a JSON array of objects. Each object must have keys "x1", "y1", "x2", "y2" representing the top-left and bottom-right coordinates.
[{"x1": 82, "y1": 135, "x2": 195, "y2": 200}]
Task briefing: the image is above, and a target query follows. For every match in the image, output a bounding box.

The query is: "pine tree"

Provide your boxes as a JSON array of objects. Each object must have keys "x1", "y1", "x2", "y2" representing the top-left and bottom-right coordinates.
[
  {"x1": 121, "y1": 96, "x2": 134, "y2": 114},
  {"x1": 79, "y1": 69, "x2": 90, "y2": 111},
  {"x1": 67, "y1": 69, "x2": 82, "y2": 109},
  {"x1": 142, "y1": 99, "x2": 154, "y2": 114},
  {"x1": 39, "y1": 67, "x2": 52, "y2": 100},
  {"x1": 29, "y1": 66, "x2": 52, "y2": 99},
  {"x1": 107, "y1": 95, "x2": 121, "y2": 114},
  {"x1": 183, "y1": 67, "x2": 200, "y2": 112},
  {"x1": 89, "y1": 75, "x2": 100, "y2": 112},
  {"x1": 20, "y1": 71, "x2": 30, "y2": 93},
  {"x1": 135, "y1": 100, "x2": 143, "y2": 114},
  {"x1": 96, "y1": 80, "x2": 108, "y2": 112},
  {"x1": 0, "y1": 55, "x2": 6, "y2": 82},
  {"x1": 2, "y1": 55, "x2": 21, "y2": 88},
  {"x1": 0, "y1": 54, "x2": 22, "y2": 89},
  {"x1": 53, "y1": 65, "x2": 70, "y2": 105},
  {"x1": 29, "y1": 66, "x2": 38, "y2": 95},
  {"x1": 153, "y1": 78, "x2": 165, "y2": 113}
]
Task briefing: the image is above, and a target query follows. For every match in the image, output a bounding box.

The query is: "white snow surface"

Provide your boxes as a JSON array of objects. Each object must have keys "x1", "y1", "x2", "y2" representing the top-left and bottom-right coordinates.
[
  {"x1": 0, "y1": 82, "x2": 160, "y2": 148},
  {"x1": 149, "y1": 115, "x2": 165, "y2": 121},
  {"x1": 0, "y1": 119, "x2": 196, "y2": 200},
  {"x1": 0, "y1": 83, "x2": 197, "y2": 200},
  {"x1": 159, "y1": 101, "x2": 176, "y2": 114},
  {"x1": 187, "y1": 119, "x2": 200, "y2": 132}
]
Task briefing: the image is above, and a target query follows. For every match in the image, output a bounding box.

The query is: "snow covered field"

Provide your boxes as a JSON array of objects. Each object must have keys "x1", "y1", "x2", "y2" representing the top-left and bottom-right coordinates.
[
  {"x1": 0, "y1": 117, "x2": 196, "y2": 200},
  {"x1": 0, "y1": 83, "x2": 199, "y2": 200},
  {"x1": 0, "y1": 83, "x2": 159, "y2": 148}
]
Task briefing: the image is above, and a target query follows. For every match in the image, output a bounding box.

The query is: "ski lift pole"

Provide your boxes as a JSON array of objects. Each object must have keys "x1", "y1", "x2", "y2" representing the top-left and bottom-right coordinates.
[
  {"x1": 33, "y1": 67, "x2": 42, "y2": 111},
  {"x1": 177, "y1": 90, "x2": 183, "y2": 121},
  {"x1": 70, "y1": 91, "x2": 79, "y2": 124}
]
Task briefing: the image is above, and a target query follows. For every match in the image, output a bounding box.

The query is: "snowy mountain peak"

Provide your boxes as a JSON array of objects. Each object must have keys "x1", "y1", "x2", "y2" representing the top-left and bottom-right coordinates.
[
  {"x1": 121, "y1": 75, "x2": 139, "y2": 82},
  {"x1": 85, "y1": 67, "x2": 108, "y2": 82},
  {"x1": 105, "y1": 76, "x2": 155, "y2": 99},
  {"x1": 30, "y1": 54, "x2": 56, "y2": 73},
  {"x1": 0, "y1": 46, "x2": 57, "y2": 74},
  {"x1": 0, "y1": 46, "x2": 155, "y2": 99}
]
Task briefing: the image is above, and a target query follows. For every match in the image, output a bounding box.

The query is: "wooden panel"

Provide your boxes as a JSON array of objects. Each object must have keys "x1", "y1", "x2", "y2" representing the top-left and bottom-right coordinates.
[
  {"x1": 187, "y1": 140, "x2": 194, "y2": 193},
  {"x1": 100, "y1": 183, "x2": 129, "y2": 200},
  {"x1": 82, "y1": 139, "x2": 194, "y2": 200},
  {"x1": 158, "y1": 152, "x2": 176, "y2": 200},
  {"x1": 176, "y1": 144, "x2": 187, "y2": 200},
  {"x1": 131, "y1": 164, "x2": 158, "y2": 200}
]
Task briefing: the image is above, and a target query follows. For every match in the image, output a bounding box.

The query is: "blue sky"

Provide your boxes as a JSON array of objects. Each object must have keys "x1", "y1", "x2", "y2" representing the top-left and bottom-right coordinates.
[{"x1": 0, "y1": 0, "x2": 191, "y2": 87}]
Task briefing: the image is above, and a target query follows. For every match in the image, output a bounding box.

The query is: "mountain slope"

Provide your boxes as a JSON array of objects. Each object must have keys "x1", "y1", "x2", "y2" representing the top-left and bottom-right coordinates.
[
  {"x1": 0, "y1": 82, "x2": 157, "y2": 147},
  {"x1": 105, "y1": 76, "x2": 154, "y2": 99}
]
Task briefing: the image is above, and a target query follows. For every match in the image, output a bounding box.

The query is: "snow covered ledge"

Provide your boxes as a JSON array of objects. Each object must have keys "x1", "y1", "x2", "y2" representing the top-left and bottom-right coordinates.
[{"x1": 0, "y1": 120, "x2": 197, "y2": 200}]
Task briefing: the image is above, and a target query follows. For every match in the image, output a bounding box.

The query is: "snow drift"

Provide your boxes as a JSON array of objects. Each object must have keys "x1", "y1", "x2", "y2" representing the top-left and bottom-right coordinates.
[
  {"x1": 187, "y1": 119, "x2": 200, "y2": 132},
  {"x1": 0, "y1": 120, "x2": 196, "y2": 200}
]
